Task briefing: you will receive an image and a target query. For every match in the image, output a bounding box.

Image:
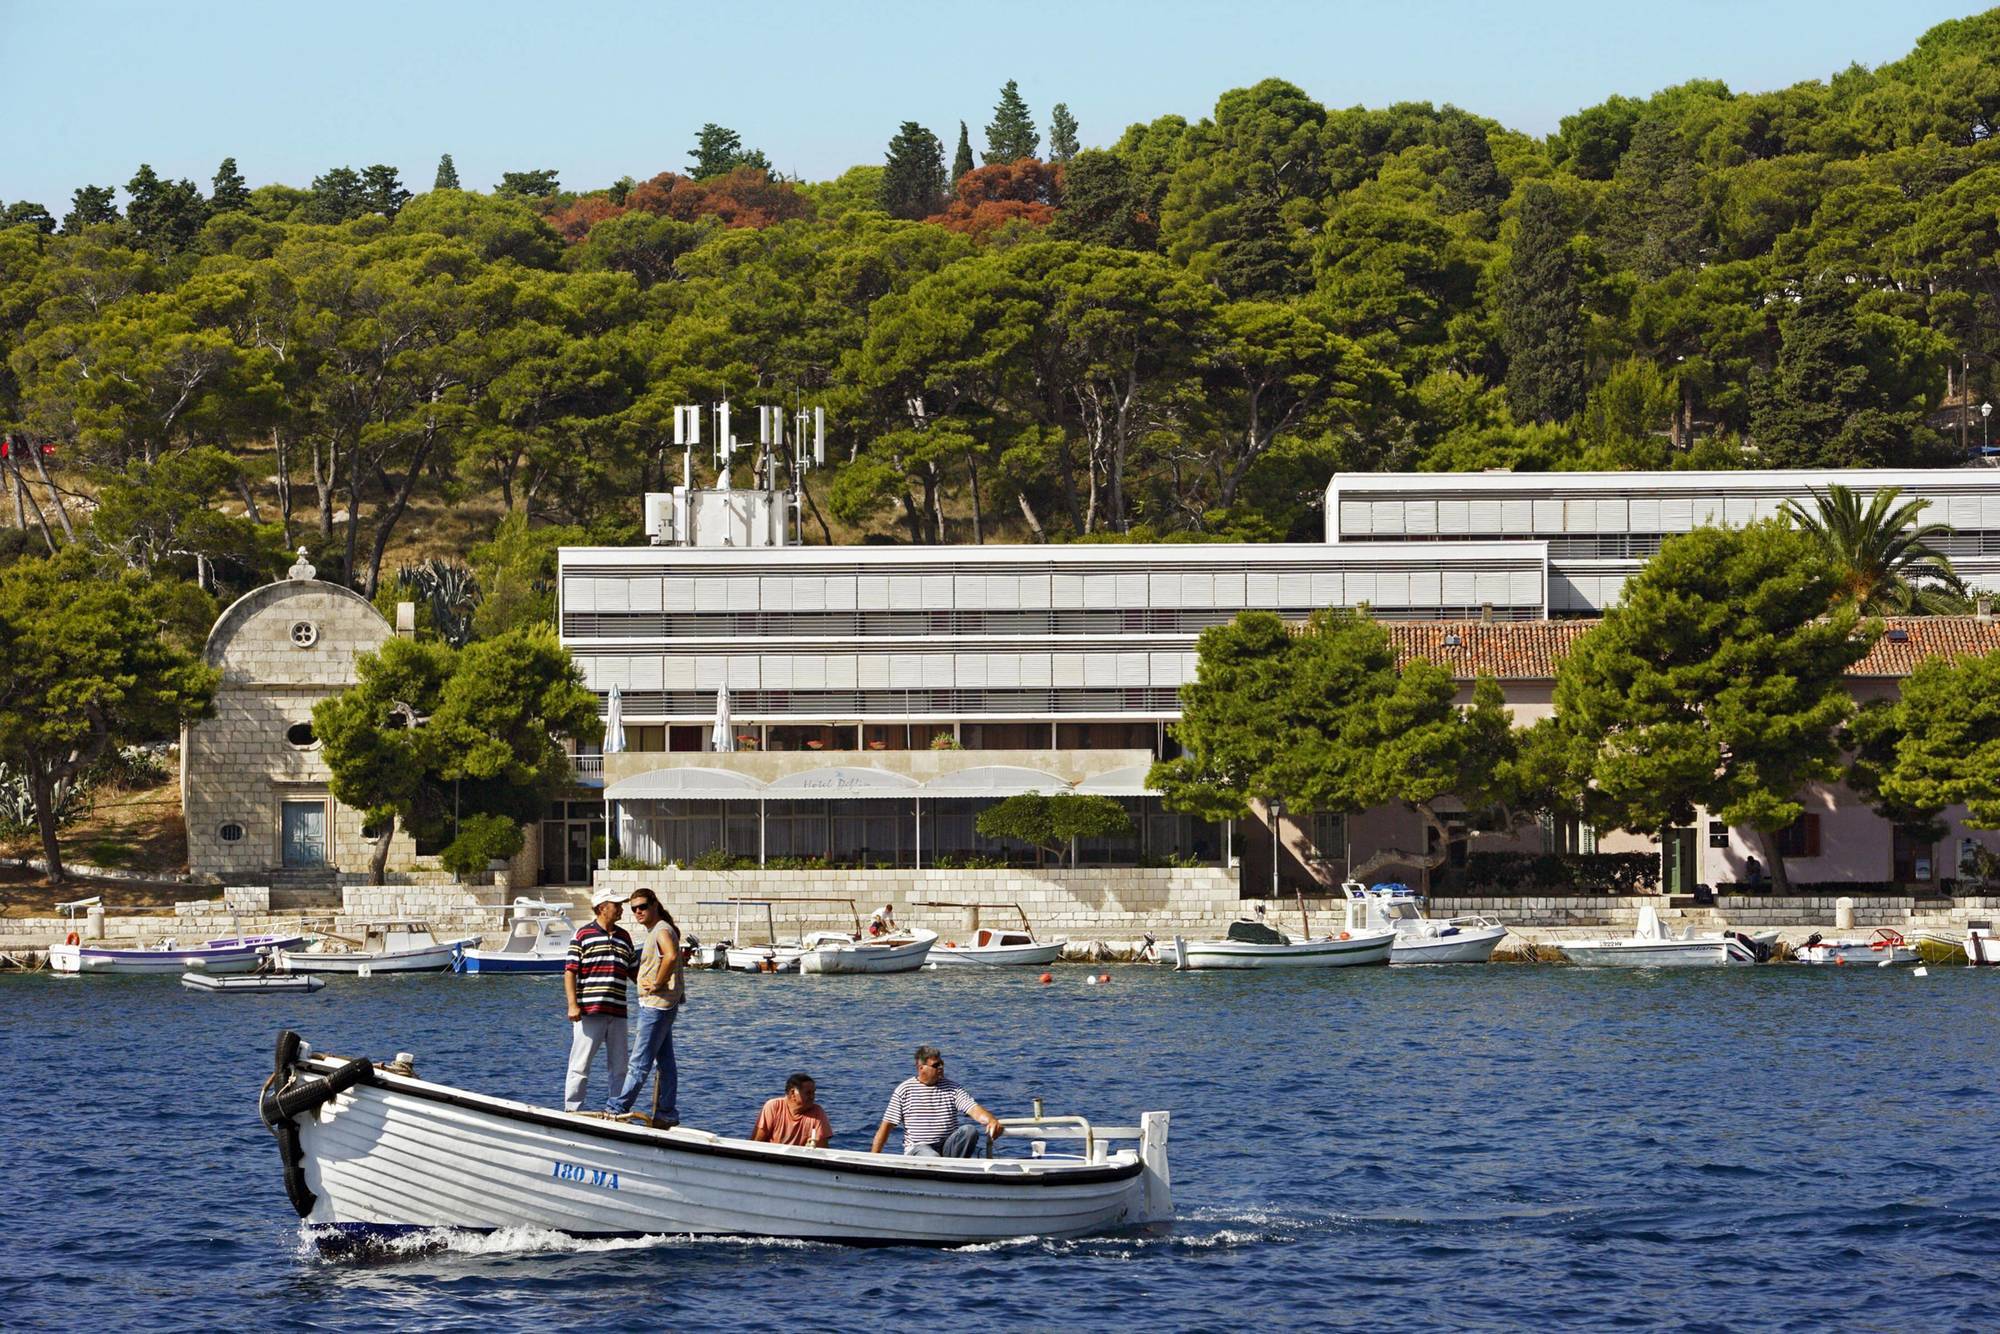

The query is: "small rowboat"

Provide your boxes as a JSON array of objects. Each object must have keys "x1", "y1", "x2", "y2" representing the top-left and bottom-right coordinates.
[
  {"x1": 1795, "y1": 928, "x2": 1919, "y2": 966},
  {"x1": 920, "y1": 901, "x2": 1066, "y2": 967},
  {"x1": 798, "y1": 928, "x2": 938, "y2": 974},
  {"x1": 182, "y1": 970, "x2": 326, "y2": 994},
  {"x1": 277, "y1": 921, "x2": 479, "y2": 975},
  {"x1": 49, "y1": 932, "x2": 303, "y2": 976},
  {"x1": 257, "y1": 1030, "x2": 1172, "y2": 1246},
  {"x1": 1172, "y1": 917, "x2": 1394, "y2": 970}
]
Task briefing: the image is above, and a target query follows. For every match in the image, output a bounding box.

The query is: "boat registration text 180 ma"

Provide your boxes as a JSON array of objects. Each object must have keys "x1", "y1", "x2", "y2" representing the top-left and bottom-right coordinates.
[{"x1": 552, "y1": 1161, "x2": 620, "y2": 1190}]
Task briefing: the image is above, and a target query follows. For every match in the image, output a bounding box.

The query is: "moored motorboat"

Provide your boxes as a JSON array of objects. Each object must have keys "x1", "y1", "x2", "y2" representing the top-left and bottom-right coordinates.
[
  {"x1": 1342, "y1": 881, "x2": 1507, "y2": 964},
  {"x1": 798, "y1": 928, "x2": 938, "y2": 974},
  {"x1": 257, "y1": 1031, "x2": 1171, "y2": 1245},
  {"x1": 931, "y1": 928, "x2": 1066, "y2": 968},
  {"x1": 1172, "y1": 913, "x2": 1394, "y2": 970},
  {"x1": 1965, "y1": 922, "x2": 2000, "y2": 967},
  {"x1": 277, "y1": 921, "x2": 479, "y2": 975},
  {"x1": 1557, "y1": 906, "x2": 1769, "y2": 967},
  {"x1": 1795, "y1": 928, "x2": 1918, "y2": 966},
  {"x1": 460, "y1": 898, "x2": 576, "y2": 974},
  {"x1": 49, "y1": 932, "x2": 303, "y2": 976},
  {"x1": 182, "y1": 969, "x2": 327, "y2": 994}
]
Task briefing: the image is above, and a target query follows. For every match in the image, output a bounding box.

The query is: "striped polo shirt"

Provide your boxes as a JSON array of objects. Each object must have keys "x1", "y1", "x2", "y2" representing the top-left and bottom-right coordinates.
[
  {"x1": 882, "y1": 1076, "x2": 977, "y2": 1153},
  {"x1": 565, "y1": 922, "x2": 635, "y2": 1017}
]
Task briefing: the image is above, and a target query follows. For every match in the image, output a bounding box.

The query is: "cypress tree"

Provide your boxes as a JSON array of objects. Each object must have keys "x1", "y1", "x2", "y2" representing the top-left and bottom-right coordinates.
[
  {"x1": 1750, "y1": 280, "x2": 1938, "y2": 467},
  {"x1": 1500, "y1": 183, "x2": 1589, "y2": 424},
  {"x1": 880, "y1": 121, "x2": 947, "y2": 220},
  {"x1": 983, "y1": 80, "x2": 1040, "y2": 164},
  {"x1": 952, "y1": 122, "x2": 974, "y2": 185},
  {"x1": 433, "y1": 153, "x2": 461, "y2": 190},
  {"x1": 210, "y1": 157, "x2": 249, "y2": 212},
  {"x1": 1438, "y1": 110, "x2": 1506, "y2": 230},
  {"x1": 1048, "y1": 103, "x2": 1079, "y2": 162}
]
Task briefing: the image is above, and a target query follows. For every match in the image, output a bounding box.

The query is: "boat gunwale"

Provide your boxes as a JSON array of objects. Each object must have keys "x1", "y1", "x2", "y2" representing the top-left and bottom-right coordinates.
[{"x1": 295, "y1": 1055, "x2": 1147, "y2": 1189}]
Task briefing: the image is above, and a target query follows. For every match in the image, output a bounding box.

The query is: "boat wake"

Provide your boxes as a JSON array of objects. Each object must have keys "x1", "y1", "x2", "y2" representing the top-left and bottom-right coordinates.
[{"x1": 299, "y1": 1224, "x2": 834, "y2": 1264}]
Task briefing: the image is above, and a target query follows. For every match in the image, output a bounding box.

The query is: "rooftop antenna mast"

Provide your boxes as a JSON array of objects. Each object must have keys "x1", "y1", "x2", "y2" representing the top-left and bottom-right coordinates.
[{"x1": 757, "y1": 400, "x2": 826, "y2": 541}]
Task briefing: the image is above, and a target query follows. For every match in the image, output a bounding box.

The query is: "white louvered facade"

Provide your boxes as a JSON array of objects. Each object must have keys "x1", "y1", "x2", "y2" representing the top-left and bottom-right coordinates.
[
  {"x1": 1325, "y1": 469, "x2": 2000, "y2": 613},
  {"x1": 559, "y1": 541, "x2": 1548, "y2": 726}
]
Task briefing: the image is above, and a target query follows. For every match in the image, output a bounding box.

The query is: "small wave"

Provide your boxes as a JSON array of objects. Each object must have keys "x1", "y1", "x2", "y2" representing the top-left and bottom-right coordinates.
[{"x1": 300, "y1": 1224, "x2": 832, "y2": 1263}]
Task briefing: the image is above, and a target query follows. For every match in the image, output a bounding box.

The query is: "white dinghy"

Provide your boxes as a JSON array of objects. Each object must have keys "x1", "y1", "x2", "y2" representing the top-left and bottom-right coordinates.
[
  {"x1": 182, "y1": 969, "x2": 326, "y2": 995},
  {"x1": 1964, "y1": 923, "x2": 2000, "y2": 966},
  {"x1": 1172, "y1": 900, "x2": 1394, "y2": 971},
  {"x1": 1342, "y1": 881, "x2": 1508, "y2": 964},
  {"x1": 1558, "y1": 906, "x2": 1770, "y2": 968},
  {"x1": 922, "y1": 903, "x2": 1067, "y2": 968},
  {"x1": 1795, "y1": 928, "x2": 1919, "y2": 967},
  {"x1": 692, "y1": 899, "x2": 804, "y2": 973},
  {"x1": 798, "y1": 927, "x2": 938, "y2": 974},
  {"x1": 258, "y1": 1031, "x2": 1171, "y2": 1246},
  {"x1": 459, "y1": 899, "x2": 576, "y2": 975},
  {"x1": 277, "y1": 921, "x2": 480, "y2": 975}
]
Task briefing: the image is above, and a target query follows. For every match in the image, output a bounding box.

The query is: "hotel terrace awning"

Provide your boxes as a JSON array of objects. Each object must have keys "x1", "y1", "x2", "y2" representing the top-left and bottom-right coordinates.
[
  {"x1": 605, "y1": 767, "x2": 769, "y2": 801},
  {"x1": 918, "y1": 766, "x2": 1070, "y2": 798},
  {"x1": 762, "y1": 767, "x2": 923, "y2": 800},
  {"x1": 1071, "y1": 764, "x2": 1160, "y2": 797}
]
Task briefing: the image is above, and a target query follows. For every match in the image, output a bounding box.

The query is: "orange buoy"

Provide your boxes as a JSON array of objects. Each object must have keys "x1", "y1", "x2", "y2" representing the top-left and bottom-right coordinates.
[
  {"x1": 1098, "y1": 973, "x2": 1111, "y2": 983},
  {"x1": 64, "y1": 931, "x2": 79, "y2": 946},
  {"x1": 1039, "y1": 972, "x2": 1053, "y2": 984}
]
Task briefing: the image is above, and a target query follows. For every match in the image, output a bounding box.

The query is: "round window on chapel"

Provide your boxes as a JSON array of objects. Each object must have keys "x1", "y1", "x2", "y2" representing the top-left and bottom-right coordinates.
[
  {"x1": 218, "y1": 823, "x2": 245, "y2": 844},
  {"x1": 286, "y1": 721, "x2": 318, "y2": 749},
  {"x1": 290, "y1": 621, "x2": 318, "y2": 648}
]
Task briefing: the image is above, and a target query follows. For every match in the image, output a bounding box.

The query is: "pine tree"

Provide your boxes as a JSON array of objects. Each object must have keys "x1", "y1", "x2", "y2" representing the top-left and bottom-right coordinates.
[
  {"x1": 307, "y1": 166, "x2": 369, "y2": 223},
  {"x1": 495, "y1": 168, "x2": 560, "y2": 198},
  {"x1": 1750, "y1": 281, "x2": 1941, "y2": 467},
  {"x1": 125, "y1": 164, "x2": 207, "y2": 254},
  {"x1": 60, "y1": 184, "x2": 119, "y2": 232},
  {"x1": 689, "y1": 124, "x2": 769, "y2": 179},
  {"x1": 1, "y1": 201, "x2": 56, "y2": 234},
  {"x1": 433, "y1": 153, "x2": 461, "y2": 190},
  {"x1": 1048, "y1": 103, "x2": 1079, "y2": 162},
  {"x1": 983, "y1": 80, "x2": 1040, "y2": 164},
  {"x1": 360, "y1": 164, "x2": 411, "y2": 218},
  {"x1": 1500, "y1": 183, "x2": 1588, "y2": 424},
  {"x1": 210, "y1": 158, "x2": 249, "y2": 213},
  {"x1": 952, "y1": 122, "x2": 974, "y2": 185},
  {"x1": 880, "y1": 121, "x2": 947, "y2": 220}
]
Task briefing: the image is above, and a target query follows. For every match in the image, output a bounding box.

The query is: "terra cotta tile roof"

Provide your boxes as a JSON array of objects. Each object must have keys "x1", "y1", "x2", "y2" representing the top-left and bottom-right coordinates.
[{"x1": 1374, "y1": 616, "x2": 2000, "y2": 682}]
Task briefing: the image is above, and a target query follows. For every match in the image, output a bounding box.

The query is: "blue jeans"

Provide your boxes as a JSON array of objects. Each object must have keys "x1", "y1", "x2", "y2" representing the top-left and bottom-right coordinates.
[
  {"x1": 606, "y1": 1005, "x2": 678, "y2": 1117},
  {"x1": 909, "y1": 1124, "x2": 986, "y2": 1158}
]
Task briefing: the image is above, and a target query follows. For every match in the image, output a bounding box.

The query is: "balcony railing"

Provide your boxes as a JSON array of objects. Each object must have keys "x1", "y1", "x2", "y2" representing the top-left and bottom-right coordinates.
[{"x1": 572, "y1": 754, "x2": 604, "y2": 786}]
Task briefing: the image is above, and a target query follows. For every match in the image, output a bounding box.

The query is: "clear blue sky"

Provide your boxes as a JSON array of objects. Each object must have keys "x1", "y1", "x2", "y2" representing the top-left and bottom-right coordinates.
[{"x1": 0, "y1": 0, "x2": 1984, "y2": 208}]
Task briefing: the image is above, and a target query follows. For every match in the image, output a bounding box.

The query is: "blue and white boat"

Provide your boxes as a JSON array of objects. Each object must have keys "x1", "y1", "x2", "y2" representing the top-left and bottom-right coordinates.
[
  {"x1": 460, "y1": 899, "x2": 576, "y2": 974},
  {"x1": 49, "y1": 931, "x2": 303, "y2": 976}
]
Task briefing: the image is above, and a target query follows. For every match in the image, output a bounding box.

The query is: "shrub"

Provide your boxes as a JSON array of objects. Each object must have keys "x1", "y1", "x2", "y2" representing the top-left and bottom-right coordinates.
[
  {"x1": 1460, "y1": 851, "x2": 1659, "y2": 895},
  {"x1": 439, "y1": 814, "x2": 525, "y2": 880},
  {"x1": 690, "y1": 847, "x2": 754, "y2": 871},
  {"x1": 608, "y1": 855, "x2": 661, "y2": 871}
]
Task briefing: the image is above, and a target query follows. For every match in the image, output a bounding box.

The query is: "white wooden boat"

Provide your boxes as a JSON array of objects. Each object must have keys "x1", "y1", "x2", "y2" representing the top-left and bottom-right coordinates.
[
  {"x1": 182, "y1": 969, "x2": 326, "y2": 994},
  {"x1": 1172, "y1": 915, "x2": 1394, "y2": 970},
  {"x1": 1965, "y1": 923, "x2": 2000, "y2": 967},
  {"x1": 693, "y1": 899, "x2": 804, "y2": 972},
  {"x1": 1342, "y1": 882, "x2": 1507, "y2": 964},
  {"x1": 257, "y1": 1031, "x2": 1171, "y2": 1245},
  {"x1": 277, "y1": 922, "x2": 480, "y2": 975},
  {"x1": 931, "y1": 928, "x2": 1066, "y2": 968},
  {"x1": 1795, "y1": 928, "x2": 1919, "y2": 966},
  {"x1": 460, "y1": 899, "x2": 575, "y2": 974},
  {"x1": 49, "y1": 931, "x2": 303, "y2": 976},
  {"x1": 1558, "y1": 906, "x2": 1767, "y2": 967},
  {"x1": 799, "y1": 928, "x2": 938, "y2": 974}
]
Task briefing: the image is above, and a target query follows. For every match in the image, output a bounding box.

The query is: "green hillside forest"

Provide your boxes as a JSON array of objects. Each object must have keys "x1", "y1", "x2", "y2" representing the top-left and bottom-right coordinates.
[{"x1": 1, "y1": 10, "x2": 1997, "y2": 607}]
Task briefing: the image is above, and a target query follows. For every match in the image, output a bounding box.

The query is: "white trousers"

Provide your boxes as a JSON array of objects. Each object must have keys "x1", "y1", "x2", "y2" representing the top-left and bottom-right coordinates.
[{"x1": 565, "y1": 1014, "x2": 629, "y2": 1111}]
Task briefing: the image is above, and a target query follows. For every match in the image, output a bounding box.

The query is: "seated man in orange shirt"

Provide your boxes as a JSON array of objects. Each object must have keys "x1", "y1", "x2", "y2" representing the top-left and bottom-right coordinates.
[{"x1": 751, "y1": 1072, "x2": 833, "y2": 1148}]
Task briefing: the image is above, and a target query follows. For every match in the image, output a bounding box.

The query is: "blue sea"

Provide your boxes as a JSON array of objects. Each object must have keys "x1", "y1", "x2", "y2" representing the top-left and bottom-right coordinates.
[{"x1": 3, "y1": 961, "x2": 1996, "y2": 1330}]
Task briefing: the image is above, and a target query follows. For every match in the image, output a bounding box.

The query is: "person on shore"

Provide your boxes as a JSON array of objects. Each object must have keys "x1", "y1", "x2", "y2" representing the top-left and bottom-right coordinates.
[
  {"x1": 604, "y1": 888, "x2": 685, "y2": 1126},
  {"x1": 1745, "y1": 855, "x2": 1765, "y2": 887},
  {"x1": 563, "y1": 885, "x2": 636, "y2": 1112},
  {"x1": 869, "y1": 1045, "x2": 1003, "y2": 1157},
  {"x1": 752, "y1": 1073, "x2": 832, "y2": 1147}
]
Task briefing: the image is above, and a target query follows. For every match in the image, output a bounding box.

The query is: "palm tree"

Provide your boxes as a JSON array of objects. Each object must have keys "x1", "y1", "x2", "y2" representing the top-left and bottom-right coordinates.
[{"x1": 1780, "y1": 484, "x2": 1966, "y2": 613}]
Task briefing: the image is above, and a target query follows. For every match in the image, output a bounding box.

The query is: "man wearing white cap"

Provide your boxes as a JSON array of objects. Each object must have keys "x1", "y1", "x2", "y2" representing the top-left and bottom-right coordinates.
[{"x1": 563, "y1": 885, "x2": 637, "y2": 1111}]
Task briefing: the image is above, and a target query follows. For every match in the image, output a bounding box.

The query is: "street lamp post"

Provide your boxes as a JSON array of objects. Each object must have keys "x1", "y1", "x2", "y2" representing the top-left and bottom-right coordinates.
[
  {"x1": 1984, "y1": 401, "x2": 1993, "y2": 454},
  {"x1": 1269, "y1": 797, "x2": 1283, "y2": 899}
]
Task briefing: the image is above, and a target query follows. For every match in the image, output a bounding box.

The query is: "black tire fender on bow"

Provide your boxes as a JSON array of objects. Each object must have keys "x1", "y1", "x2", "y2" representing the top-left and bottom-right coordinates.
[{"x1": 272, "y1": 1057, "x2": 376, "y2": 1123}]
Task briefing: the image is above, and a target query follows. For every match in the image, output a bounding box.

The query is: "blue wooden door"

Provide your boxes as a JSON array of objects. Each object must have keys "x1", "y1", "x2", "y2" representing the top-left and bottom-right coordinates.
[{"x1": 281, "y1": 801, "x2": 327, "y2": 868}]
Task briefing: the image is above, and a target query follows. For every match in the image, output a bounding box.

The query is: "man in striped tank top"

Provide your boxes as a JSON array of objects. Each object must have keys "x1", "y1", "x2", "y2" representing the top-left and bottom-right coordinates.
[
  {"x1": 563, "y1": 885, "x2": 636, "y2": 1111},
  {"x1": 869, "y1": 1045, "x2": 1004, "y2": 1157}
]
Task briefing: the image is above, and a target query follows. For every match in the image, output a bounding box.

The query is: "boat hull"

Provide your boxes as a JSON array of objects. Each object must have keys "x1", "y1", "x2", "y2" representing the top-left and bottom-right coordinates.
[
  {"x1": 1795, "y1": 943, "x2": 1918, "y2": 966},
  {"x1": 930, "y1": 940, "x2": 1065, "y2": 968},
  {"x1": 1558, "y1": 941, "x2": 1751, "y2": 967},
  {"x1": 1173, "y1": 931, "x2": 1394, "y2": 970},
  {"x1": 1389, "y1": 923, "x2": 1508, "y2": 965},
  {"x1": 722, "y1": 946, "x2": 802, "y2": 973},
  {"x1": 272, "y1": 1055, "x2": 1170, "y2": 1245},
  {"x1": 799, "y1": 931, "x2": 937, "y2": 974},
  {"x1": 182, "y1": 971, "x2": 326, "y2": 994},
  {"x1": 278, "y1": 941, "x2": 476, "y2": 975},
  {"x1": 459, "y1": 952, "x2": 567, "y2": 975},
  {"x1": 50, "y1": 941, "x2": 272, "y2": 975}
]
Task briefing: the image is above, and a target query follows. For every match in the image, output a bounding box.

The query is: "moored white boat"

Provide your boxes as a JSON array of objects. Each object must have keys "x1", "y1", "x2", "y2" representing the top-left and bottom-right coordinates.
[
  {"x1": 257, "y1": 1031, "x2": 1171, "y2": 1245},
  {"x1": 1558, "y1": 906, "x2": 1768, "y2": 968},
  {"x1": 1342, "y1": 881, "x2": 1507, "y2": 964},
  {"x1": 1172, "y1": 915, "x2": 1394, "y2": 970},
  {"x1": 460, "y1": 899, "x2": 576, "y2": 975},
  {"x1": 277, "y1": 921, "x2": 479, "y2": 975},
  {"x1": 799, "y1": 928, "x2": 938, "y2": 974},
  {"x1": 1795, "y1": 928, "x2": 1918, "y2": 966},
  {"x1": 182, "y1": 969, "x2": 327, "y2": 994},
  {"x1": 1965, "y1": 923, "x2": 2000, "y2": 967},
  {"x1": 931, "y1": 927, "x2": 1066, "y2": 968},
  {"x1": 49, "y1": 932, "x2": 302, "y2": 976}
]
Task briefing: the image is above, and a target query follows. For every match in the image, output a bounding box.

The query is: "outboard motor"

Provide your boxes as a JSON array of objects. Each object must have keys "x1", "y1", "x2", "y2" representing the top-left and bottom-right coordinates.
[
  {"x1": 1726, "y1": 931, "x2": 1774, "y2": 963},
  {"x1": 1801, "y1": 932, "x2": 1822, "y2": 950}
]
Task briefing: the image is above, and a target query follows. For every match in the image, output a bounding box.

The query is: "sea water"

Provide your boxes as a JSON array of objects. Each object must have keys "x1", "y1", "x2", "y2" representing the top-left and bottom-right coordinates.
[{"x1": 2, "y1": 963, "x2": 1996, "y2": 1329}]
